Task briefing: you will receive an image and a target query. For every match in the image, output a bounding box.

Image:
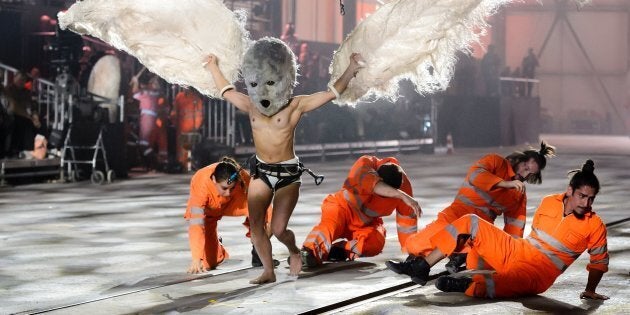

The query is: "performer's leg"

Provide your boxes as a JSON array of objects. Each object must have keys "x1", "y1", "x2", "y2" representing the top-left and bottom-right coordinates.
[
  {"x1": 348, "y1": 221, "x2": 386, "y2": 259},
  {"x1": 243, "y1": 209, "x2": 278, "y2": 267},
  {"x1": 462, "y1": 263, "x2": 550, "y2": 298},
  {"x1": 405, "y1": 211, "x2": 451, "y2": 257},
  {"x1": 203, "y1": 219, "x2": 228, "y2": 269},
  {"x1": 405, "y1": 205, "x2": 470, "y2": 256},
  {"x1": 429, "y1": 214, "x2": 516, "y2": 272},
  {"x1": 247, "y1": 178, "x2": 275, "y2": 284},
  {"x1": 302, "y1": 196, "x2": 349, "y2": 265},
  {"x1": 271, "y1": 182, "x2": 302, "y2": 276},
  {"x1": 388, "y1": 207, "x2": 462, "y2": 276}
]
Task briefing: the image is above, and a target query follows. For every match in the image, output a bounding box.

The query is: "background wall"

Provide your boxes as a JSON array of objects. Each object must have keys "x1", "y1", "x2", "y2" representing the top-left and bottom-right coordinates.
[{"x1": 502, "y1": 0, "x2": 629, "y2": 134}]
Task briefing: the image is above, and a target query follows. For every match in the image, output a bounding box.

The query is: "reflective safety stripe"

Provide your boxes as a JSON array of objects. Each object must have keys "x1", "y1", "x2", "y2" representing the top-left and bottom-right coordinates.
[
  {"x1": 591, "y1": 257, "x2": 609, "y2": 265},
  {"x1": 343, "y1": 189, "x2": 376, "y2": 225},
  {"x1": 456, "y1": 194, "x2": 497, "y2": 221},
  {"x1": 462, "y1": 176, "x2": 508, "y2": 214},
  {"x1": 445, "y1": 224, "x2": 459, "y2": 240},
  {"x1": 470, "y1": 215, "x2": 479, "y2": 239},
  {"x1": 588, "y1": 244, "x2": 607, "y2": 255},
  {"x1": 483, "y1": 273, "x2": 496, "y2": 298},
  {"x1": 533, "y1": 228, "x2": 581, "y2": 259},
  {"x1": 188, "y1": 218, "x2": 204, "y2": 226},
  {"x1": 526, "y1": 237, "x2": 567, "y2": 272},
  {"x1": 191, "y1": 207, "x2": 205, "y2": 215},
  {"x1": 397, "y1": 224, "x2": 417, "y2": 234},
  {"x1": 504, "y1": 216, "x2": 525, "y2": 230},
  {"x1": 304, "y1": 230, "x2": 331, "y2": 260},
  {"x1": 348, "y1": 240, "x2": 361, "y2": 257},
  {"x1": 364, "y1": 207, "x2": 380, "y2": 217},
  {"x1": 396, "y1": 212, "x2": 417, "y2": 220}
]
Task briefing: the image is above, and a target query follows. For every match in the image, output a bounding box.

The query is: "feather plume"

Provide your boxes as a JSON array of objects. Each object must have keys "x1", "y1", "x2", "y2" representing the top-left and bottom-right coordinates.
[
  {"x1": 329, "y1": 0, "x2": 591, "y2": 106},
  {"x1": 58, "y1": 0, "x2": 251, "y2": 98}
]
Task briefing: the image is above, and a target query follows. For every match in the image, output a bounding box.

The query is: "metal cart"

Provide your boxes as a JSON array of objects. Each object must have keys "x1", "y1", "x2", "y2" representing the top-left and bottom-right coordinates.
[{"x1": 60, "y1": 122, "x2": 114, "y2": 184}]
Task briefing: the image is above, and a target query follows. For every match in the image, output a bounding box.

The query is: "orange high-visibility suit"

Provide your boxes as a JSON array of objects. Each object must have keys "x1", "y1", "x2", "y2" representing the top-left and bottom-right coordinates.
[
  {"x1": 430, "y1": 193, "x2": 609, "y2": 298},
  {"x1": 303, "y1": 155, "x2": 418, "y2": 263},
  {"x1": 134, "y1": 90, "x2": 168, "y2": 162},
  {"x1": 406, "y1": 154, "x2": 526, "y2": 262},
  {"x1": 172, "y1": 90, "x2": 204, "y2": 168},
  {"x1": 184, "y1": 163, "x2": 270, "y2": 269}
]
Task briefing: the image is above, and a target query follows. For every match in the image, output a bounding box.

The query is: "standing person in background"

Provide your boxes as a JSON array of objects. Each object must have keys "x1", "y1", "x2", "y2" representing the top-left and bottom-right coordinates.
[
  {"x1": 171, "y1": 87, "x2": 204, "y2": 170},
  {"x1": 280, "y1": 23, "x2": 300, "y2": 58},
  {"x1": 481, "y1": 45, "x2": 501, "y2": 97},
  {"x1": 386, "y1": 142, "x2": 556, "y2": 279},
  {"x1": 185, "y1": 157, "x2": 276, "y2": 273},
  {"x1": 521, "y1": 48, "x2": 539, "y2": 97},
  {"x1": 131, "y1": 73, "x2": 167, "y2": 169}
]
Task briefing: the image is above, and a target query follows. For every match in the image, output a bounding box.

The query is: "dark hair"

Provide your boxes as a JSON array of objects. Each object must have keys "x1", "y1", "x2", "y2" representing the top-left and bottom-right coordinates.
[
  {"x1": 377, "y1": 163, "x2": 403, "y2": 189},
  {"x1": 505, "y1": 140, "x2": 556, "y2": 184},
  {"x1": 213, "y1": 156, "x2": 241, "y2": 184},
  {"x1": 568, "y1": 159, "x2": 600, "y2": 195}
]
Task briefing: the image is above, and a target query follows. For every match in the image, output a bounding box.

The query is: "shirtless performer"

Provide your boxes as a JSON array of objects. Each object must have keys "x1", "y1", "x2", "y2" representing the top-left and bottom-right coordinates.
[{"x1": 205, "y1": 37, "x2": 363, "y2": 284}]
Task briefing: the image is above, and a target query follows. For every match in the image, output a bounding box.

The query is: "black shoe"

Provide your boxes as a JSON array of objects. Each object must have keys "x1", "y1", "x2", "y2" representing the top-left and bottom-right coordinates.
[
  {"x1": 409, "y1": 258, "x2": 431, "y2": 286},
  {"x1": 327, "y1": 245, "x2": 347, "y2": 262},
  {"x1": 251, "y1": 246, "x2": 262, "y2": 267},
  {"x1": 300, "y1": 247, "x2": 319, "y2": 268},
  {"x1": 251, "y1": 246, "x2": 280, "y2": 267},
  {"x1": 385, "y1": 255, "x2": 417, "y2": 275},
  {"x1": 435, "y1": 275, "x2": 472, "y2": 293},
  {"x1": 445, "y1": 253, "x2": 467, "y2": 274}
]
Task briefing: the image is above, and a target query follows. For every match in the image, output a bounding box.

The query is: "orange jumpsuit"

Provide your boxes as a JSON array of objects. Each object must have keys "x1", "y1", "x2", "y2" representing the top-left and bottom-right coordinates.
[
  {"x1": 405, "y1": 154, "x2": 526, "y2": 263},
  {"x1": 430, "y1": 193, "x2": 609, "y2": 298},
  {"x1": 172, "y1": 91, "x2": 204, "y2": 168},
  {"x1": 184, "y1": 163, "x2": 255, "y2": 269},
  {"x1": 134, "y1": 90, "x2": 168, "y2": 162},
  {"x1": 303, "y1": 155, "x2": 418, "y2": 264}
]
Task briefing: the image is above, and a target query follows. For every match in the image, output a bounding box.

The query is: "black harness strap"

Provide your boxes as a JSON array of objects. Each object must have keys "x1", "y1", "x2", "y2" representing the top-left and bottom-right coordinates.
[{"x1": 248, "y1": 155, "x2": 324, "y2": 185}]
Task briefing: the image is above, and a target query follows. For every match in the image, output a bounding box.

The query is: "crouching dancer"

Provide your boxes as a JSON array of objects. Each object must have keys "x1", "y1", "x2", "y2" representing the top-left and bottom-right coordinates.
[
  {"x1": 185, "y1": 157, "x2": 275, "y2": 273},
  {"x1": 300, "y1": 155, "x2": 421, "y2": 268},
  {"x1": 395, "y1": 160, "x2": 609, "y2": 300}
]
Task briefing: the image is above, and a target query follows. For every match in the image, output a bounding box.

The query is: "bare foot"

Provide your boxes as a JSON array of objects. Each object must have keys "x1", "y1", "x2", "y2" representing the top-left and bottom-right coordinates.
[
  {"x1": 288, "y1": 252, "x2": 302, "y2": 276},
  {"x1": 249, "y1": 270, "x2": 276, "y2": 284}
]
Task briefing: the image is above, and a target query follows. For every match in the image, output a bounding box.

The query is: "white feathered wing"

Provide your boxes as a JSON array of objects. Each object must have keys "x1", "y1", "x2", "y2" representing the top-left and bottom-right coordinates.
[
  {"x1": 330, "y1": 0, "x2": 591, "y2": 105},
  {"x1": 329, "y1": 0, "x2": 512, "y2": 105},
  {"x1": 58, "y1": 0, "x2": 250, "y2": 98}
]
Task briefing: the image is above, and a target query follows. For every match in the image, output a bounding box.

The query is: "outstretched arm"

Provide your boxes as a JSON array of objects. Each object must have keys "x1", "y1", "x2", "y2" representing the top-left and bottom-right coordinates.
[
  {"x1": 298, "y1": 53, "x2": 364, "y2": 113},
  {"x1": 204, "y1": 54, "x2": 251, "y2": 112},
  {"x1": 580, "y1": 269, "x2": 609, "y2": 300}
]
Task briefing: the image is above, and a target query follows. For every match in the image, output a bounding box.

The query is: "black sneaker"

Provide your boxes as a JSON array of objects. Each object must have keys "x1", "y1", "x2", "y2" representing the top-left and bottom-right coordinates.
[
  {"x1": 251, "y1": 245, "x2": 279, "y2": 267},
  {"x1": 327, "y1": 245, "x2": 347, "y2": 262},
  {"x1": 435, "y1": 275, "x2": 472, "y2": 293},
  {"x1": 409, "y1": 257, "x2": 431, "y2": 286},
  {"x1": 300, "y1": 247, "x2": 319, "y2": 268},
  {"x1": 385, "y1": 255, "x2": 417, "y2": 275},
  {"x1": 445, "y1": 253, "x2": 467, "y2": 274},
  {"x1": 251, "y1": 246, "x2": 262, "y2": 267}
]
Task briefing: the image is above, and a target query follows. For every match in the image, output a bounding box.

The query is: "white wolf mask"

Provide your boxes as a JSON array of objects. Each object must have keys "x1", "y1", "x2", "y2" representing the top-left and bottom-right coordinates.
[{"x1": 242, "y1": 37, "x2": 297, "y2": 117}]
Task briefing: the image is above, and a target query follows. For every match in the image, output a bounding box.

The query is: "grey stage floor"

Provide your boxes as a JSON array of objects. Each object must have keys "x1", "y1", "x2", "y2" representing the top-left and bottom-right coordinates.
[{"x1": 1, "y1": 134, "x2": 629, "y2": 314}]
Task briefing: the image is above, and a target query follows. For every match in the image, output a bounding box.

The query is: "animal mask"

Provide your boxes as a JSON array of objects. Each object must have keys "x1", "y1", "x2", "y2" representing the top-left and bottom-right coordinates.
[{"x1": 241, "y1": 37, "x2": 297, "y2": 117}]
